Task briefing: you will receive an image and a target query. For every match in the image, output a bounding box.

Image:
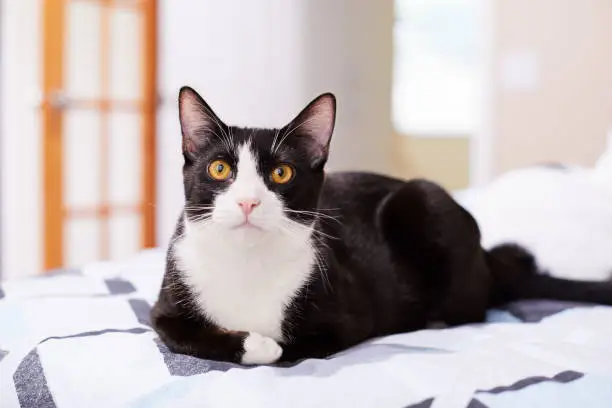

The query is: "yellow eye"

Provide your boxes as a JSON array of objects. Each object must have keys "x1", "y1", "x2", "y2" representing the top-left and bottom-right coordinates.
[
  {"x1": 271, "y1": 164, "x2": 294, "y2": 184},
  {"x1": 208, "y1": 160, "x2": 232, "y2": 180}
]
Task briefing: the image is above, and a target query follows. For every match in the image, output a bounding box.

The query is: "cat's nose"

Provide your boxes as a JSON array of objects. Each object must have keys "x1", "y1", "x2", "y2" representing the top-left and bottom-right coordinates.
[{"x1": 237, "y1": 199, "x2": 261, "y2": 216}]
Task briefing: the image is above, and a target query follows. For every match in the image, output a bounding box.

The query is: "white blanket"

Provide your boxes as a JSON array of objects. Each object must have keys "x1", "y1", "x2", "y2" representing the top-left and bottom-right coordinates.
[{"x1": 1, "y1": 249, "x2": 612, "y2": 408}]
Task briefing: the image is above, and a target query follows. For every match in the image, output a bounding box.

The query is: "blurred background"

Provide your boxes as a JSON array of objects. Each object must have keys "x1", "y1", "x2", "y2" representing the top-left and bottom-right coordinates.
[{"x1": 1, "y1": 0, "x2": 611, "y2": 280}]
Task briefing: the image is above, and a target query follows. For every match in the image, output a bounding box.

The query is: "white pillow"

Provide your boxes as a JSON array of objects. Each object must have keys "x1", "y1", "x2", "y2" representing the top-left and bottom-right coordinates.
[{"x1": 456, "y1": 141, "x2": 612, "y2": 282}]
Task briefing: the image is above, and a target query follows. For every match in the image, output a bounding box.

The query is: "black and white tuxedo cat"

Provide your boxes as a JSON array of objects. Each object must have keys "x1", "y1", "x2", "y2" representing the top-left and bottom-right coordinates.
[{"x1": 151, "y1": 87, "x2": 612, "y2": 365}]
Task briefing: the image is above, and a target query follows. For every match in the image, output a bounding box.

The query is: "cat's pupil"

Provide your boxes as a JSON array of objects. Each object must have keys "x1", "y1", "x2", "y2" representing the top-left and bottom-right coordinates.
[
  {"x1": 216, "y1": 164, "x2": 224, "y2": 173},
  {"x1": 275, "y1": 168, "x2": 284, "y2": 177}
]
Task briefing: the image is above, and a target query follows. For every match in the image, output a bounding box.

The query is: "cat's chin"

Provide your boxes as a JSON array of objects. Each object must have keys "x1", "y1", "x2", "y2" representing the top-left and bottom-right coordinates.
[
  {"x1": 230, "y1": 221, "x2": 265, "y2": 232},
  {"x1": 217, "y1": 220, "x2": 277, "y2": 240},
  {"x1": 225, "y1": 224, "x2": 277, "y2": 247}
]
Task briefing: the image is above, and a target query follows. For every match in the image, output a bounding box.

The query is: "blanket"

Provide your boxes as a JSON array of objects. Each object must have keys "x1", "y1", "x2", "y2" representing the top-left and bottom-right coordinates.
[{"x1": 1, "y1": 249, "x2": 612, "y2": 408}]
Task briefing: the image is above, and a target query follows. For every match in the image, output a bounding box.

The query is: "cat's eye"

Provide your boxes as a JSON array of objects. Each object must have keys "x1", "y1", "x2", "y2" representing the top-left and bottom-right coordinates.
[
  {"x1": 271, "y1": 164, "x2": 294, "y2": 184},
  {"x1": 208, "y1": 160, "x2": 232, "y2": 181}
]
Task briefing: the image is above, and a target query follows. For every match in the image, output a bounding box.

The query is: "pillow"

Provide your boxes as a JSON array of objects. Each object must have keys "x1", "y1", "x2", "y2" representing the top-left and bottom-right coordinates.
[{"x1": 455, "y1": 141, "x2": 612, "y2": 282}]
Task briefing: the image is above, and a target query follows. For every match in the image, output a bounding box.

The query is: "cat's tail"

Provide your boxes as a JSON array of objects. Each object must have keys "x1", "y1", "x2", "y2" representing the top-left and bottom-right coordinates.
[{"x1": 486, "y1": 243, "x2": 612, "y2": 307}]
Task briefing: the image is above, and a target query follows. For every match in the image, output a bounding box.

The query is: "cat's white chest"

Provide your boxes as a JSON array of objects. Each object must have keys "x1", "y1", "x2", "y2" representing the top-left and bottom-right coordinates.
[{"x1": 174, "y1": 224, "x2": 315, "y2": 341}]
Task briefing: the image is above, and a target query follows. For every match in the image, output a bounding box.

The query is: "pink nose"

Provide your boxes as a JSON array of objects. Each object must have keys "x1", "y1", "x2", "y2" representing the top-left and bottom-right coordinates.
[{"x1": 237, "y1": 199, "x2": 261, "y2": 216}]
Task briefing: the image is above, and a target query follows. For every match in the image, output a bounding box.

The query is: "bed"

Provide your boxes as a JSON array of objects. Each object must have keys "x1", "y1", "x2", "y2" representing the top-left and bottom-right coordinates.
[{"x1": 2, "y1": 247, "x2": 612, "y2": 408}]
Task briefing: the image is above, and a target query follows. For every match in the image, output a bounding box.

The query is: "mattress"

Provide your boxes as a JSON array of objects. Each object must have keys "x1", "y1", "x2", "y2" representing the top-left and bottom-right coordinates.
[{"x1": 1, "y1": 248, "x2": 612, "y2": 408}]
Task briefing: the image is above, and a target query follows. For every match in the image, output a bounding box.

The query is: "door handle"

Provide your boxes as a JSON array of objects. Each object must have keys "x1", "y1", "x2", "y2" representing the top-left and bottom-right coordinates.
[{"x1": 48, "y1": 90, "x2": 69, "y2": 110}]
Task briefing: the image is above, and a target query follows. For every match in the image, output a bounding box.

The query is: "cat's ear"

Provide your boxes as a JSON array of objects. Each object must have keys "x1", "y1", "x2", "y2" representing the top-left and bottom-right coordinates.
[
  {"x1": 178, "y1": 86, "x2": 226, "y2": 161},
  {"x1": 284, "y1": 93, "x2": 336, "y2": 167}
]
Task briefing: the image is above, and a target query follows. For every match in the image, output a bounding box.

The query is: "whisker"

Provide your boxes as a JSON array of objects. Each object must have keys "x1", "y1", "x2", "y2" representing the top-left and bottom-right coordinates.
[
  {"x1": 270, "y1": 127, "x2": 282, "y2": 153},
  {"x1": 312, "y1": 247, "x2": 332, "y2": 294},
  {"x1": 228, "y1": 126, "x2": 236, "y2": 150},
  {"x1": 283, "y1": 217, "x2": 339, "y2": 240},
  {"x1": 199, "y1": 104, "x2": 233, "y2": 151},
  {"x1": 187, "y1": 215, "x2": 212, "y2": 220},
  {"x1": 309, "y1": 227, "x2": 339, "y2": 241},
  {"x1": 310, "y1": 233, "x2": 332, "y2": 251},
  {"x1": 211, "y1": 130, "x2": 232, "y2": 152},
  {"x1": 284, "y1": 209, "x2": 342, "y2": 225},
  {"x1": 168, "y1": 231, "x2": 187, "y2": 246},
  {"x1": 273, "y1": 116, "x2": 319, "y2": 154}
]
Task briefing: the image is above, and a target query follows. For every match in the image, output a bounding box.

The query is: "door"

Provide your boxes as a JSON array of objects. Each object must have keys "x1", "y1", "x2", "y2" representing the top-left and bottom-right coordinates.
[{"x1": 42, "y1": 0, "x2": 157, "y2": 270}]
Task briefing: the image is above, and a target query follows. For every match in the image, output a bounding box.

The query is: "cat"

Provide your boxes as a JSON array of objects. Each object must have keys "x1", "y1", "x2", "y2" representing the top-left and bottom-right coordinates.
[{"x1": 151, "y1": 86, "x2": 612, "y2": 365}]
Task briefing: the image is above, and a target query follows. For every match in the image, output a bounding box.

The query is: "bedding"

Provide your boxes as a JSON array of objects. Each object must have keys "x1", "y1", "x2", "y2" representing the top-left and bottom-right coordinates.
[
  {"x1": 1, "y1": 249, "x2": 612, "y2": 407},
  {"x1": 454, "y1": 165, "x2": 612, "y2": 282}
]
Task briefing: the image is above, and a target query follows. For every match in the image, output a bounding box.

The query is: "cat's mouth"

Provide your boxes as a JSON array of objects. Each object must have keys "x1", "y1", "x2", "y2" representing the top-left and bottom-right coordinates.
[{"x1": 231, "y1": 220, "x2": 264, "y2": 231}]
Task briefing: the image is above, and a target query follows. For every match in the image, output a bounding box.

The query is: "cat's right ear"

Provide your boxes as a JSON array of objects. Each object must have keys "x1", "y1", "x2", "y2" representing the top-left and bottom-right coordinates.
[{"x1": 178, "y1": 86, "x2": 225, "y2": 162}]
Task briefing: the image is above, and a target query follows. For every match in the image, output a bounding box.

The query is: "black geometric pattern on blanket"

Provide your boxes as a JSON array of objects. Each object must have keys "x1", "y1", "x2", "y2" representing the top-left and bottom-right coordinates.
[
  {"x1": 104, "y1": 277, "x2": 137, "y2": 295},
  {"x1": 14, "y1": 349, "x2": 57, "y2": 408},
  {"x1": 503, "y1": 300, "x2": 592, "y2": 322},
  {"x1": 405, "y1": 397, "x2": 434, "y2": 408},
  {"x1": 155, "y1": 338, "x2": 244, "y2": 375},
  {"x1": 466, "y1": 399, "x2": 489, "y2": 408},
  {"x1": 475, "y1": 370, "x2": 584, "y2": 395},
  {"x1": 129, "y1": 298, "x2": 153, "y2": 326},
  {"x1": 403, "y1": 371, "x2": 584, "y2": 408},
  {"x1": 38, "y1": 327, "x2": 150, "y2": 344}
]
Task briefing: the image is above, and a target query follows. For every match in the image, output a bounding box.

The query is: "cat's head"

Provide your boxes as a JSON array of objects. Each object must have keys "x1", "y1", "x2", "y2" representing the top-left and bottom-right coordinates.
[{"x1": 178, "y1": 86, "x2": 336, "y2": 237}]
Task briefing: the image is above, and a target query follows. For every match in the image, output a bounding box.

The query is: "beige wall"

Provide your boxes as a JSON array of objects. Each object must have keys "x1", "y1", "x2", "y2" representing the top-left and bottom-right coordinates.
[
  {"x1": 392, "y1": 0, "x2": 612, "y2": 186},
  {"x1": 302, "y1": 0, "x2": 395, "y2": 175},
  {"x1": 492, "y1": 0, "x2": 612, "y2": 175},
  {"x1": 393, "y1": 134, "x2": 470, "y2": 190}
]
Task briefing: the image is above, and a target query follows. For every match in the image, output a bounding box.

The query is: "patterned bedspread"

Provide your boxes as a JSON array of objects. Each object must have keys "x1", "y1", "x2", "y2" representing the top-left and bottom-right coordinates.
[{"x1": 1, "y1": 249, "x2": 612, "y2": 408}]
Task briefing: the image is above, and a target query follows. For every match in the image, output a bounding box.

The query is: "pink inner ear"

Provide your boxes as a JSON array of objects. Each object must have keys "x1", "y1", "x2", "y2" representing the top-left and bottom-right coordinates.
[
  {"x1": 299, "y1": 95, "x2": 335, "y2": 152},
  {"x1": 182, "y1": 136, "x2": 197, "y2": 154},
  {"x1": 181, "y1": 99, "x2": 209, "y2": 136},
  {"x1": 304, "y1": 104, "x2": 334, "y2": 142},
  {"x1": 179, "y1": 90, "x2": 217, "y2": 151}
]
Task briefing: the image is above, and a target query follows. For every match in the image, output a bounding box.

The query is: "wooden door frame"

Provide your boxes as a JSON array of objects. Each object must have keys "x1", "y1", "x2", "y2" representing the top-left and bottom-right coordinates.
[
  {"x1": 42, "y1": 0, "x2": 158, "y2": 270},
  {"x1": 42, "y1": 0, "x2": 66, "y2": 270},
  {"x1": 142, "y1": 0, "x2": 158, "y2": 253}
]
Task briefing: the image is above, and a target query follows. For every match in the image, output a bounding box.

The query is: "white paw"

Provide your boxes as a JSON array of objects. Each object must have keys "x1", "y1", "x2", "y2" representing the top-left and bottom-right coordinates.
[{"x1": 241, "y1": 332, "x2": 283, "y2": 365}]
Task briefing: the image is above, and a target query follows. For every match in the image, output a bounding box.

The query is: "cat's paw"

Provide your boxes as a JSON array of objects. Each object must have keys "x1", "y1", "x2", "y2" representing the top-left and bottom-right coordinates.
[{"x1": 241, "y1": 332, "x2": 283, "y2": 365}]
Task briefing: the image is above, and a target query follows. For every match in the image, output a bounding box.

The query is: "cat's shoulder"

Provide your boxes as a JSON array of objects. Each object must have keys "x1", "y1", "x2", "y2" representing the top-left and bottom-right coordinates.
[
  {"x1": 323, "y1": 171, "x2": 405, "y2": 190},
  {"x1": 322, "y1": 171, "x2": 446, "y2": 201}
]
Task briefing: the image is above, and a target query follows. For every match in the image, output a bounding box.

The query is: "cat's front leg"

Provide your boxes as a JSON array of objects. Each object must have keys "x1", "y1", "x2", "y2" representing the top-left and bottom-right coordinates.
[
  {"x1": 241, "y1": 332, "x2": 283, "y2": 364},
  {"x1": 279, "y1": 333, "x2": 345, "y2": 362},
  {"x1": 151, "y1": 305, "x2": 282, "y2": 365}
]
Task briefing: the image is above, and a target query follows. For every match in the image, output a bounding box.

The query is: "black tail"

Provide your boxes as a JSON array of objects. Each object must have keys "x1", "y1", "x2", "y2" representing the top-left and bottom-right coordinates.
[{"x1": 486, "y1": 243, "x2": 612, "y2": 307}]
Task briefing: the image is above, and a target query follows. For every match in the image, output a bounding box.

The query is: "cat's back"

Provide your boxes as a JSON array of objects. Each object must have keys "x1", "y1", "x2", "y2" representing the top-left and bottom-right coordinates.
[{"x1": 320, "y1": 171, "x2": 405, "y2": 209}]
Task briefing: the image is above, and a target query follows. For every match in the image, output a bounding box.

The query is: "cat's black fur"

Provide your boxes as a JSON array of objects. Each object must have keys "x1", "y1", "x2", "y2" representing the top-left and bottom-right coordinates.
[{"x1": 151, "y1": 87, "x2": 612, "y2": 364}]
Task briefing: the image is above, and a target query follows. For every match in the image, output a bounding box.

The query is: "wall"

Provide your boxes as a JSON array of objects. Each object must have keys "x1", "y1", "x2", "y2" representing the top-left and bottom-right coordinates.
[
  {"x1": 0, "y1": 0, "x2": 42, "y2": 279},
  {"x1": 156, "y1": 0, "x2": 394, "y2": 245},
  {"x1": 394, "y1": 135, "x2": 470, "y2": 190},
  {"x1": 491, "y1": 0, "x2": 612, "y2": 175},
  {"x1": 300, "y1": 0, "x2": 394, "y2": 174}
]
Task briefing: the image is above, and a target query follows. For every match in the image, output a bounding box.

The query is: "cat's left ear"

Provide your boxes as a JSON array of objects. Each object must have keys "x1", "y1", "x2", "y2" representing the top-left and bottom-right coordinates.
[
  {"x1": 178, "y1": 86, "x2": 227, "y2": 162},
  {"x1": 283, "y1": 93, "x2": 336, "y2": 167}
]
